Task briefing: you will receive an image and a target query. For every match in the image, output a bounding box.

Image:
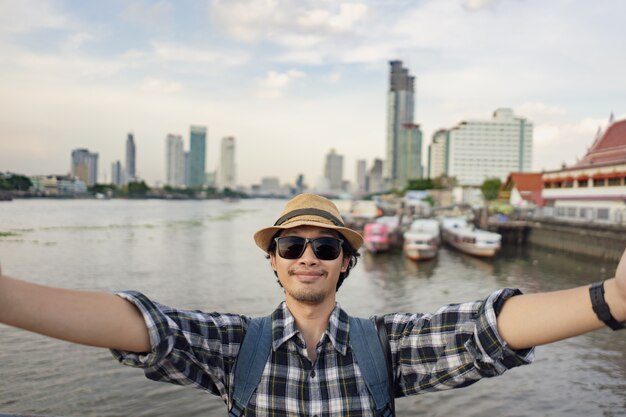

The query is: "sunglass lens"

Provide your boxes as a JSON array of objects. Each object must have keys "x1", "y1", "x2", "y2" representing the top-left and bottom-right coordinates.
[
  {"x1": 313, "y1": 238, "x2": 342, "y2": 260},
  {"x1": 278, "y1": 237, "x2": 306, "y2": 259}
]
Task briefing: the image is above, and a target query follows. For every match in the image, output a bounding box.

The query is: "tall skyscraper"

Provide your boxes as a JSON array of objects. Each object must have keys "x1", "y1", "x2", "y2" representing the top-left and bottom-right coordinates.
[
  {"x1": 188, "y1": 125, "x2": 207, "y2": 187},
  {"x1": 428, "y1": 129, "x2": 449, "y2": 179},
  {"x1": 324, "y1": 148, "x2": 344, "y2": 192},
  {"x1": 126, "y1": 133, "x2": 136, "y2": 183},
  {"x1": 71, "y1": 148, "x2": 98, "y2": 186},
  {"x1": 111, "y1": 160, "x2": 123, "y2": 187},
  {"x1": 446, "y1": 108, "x2": 533, "y2": 186},
  {"x1": 219, "y1": 136, "x2": 236, "y2": 190},
  {"x1": 166, "y1": 134, "x2": 185, "y2": 187},
  {"x1": 386, "y1": 60, "x2": 416, "y2": 188},
  {"x1": 367, "y1": 158, "x2": 385, "y2": 194}
]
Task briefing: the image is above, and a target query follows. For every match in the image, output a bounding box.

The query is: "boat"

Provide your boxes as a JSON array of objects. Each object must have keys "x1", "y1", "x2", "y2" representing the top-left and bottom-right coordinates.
[
  {"x1": 403, "y1": 219, "x2": 440, "y2": 261},
  {"x1": 363, "y1": 216, "x2": 400, "y2": 253},
  {"x1": 440, "y1": 217, "x2": 501, "y2": 257}
]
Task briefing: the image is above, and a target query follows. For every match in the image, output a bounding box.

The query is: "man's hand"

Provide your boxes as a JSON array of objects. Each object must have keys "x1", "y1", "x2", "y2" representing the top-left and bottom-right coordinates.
[
  {"x1": 0, "y1": 273, "x2": 151, "y2": 353},
  {"x1": 607, "y1": 248, "x2": 626, "y2": 322},
  {"x1": 497, "y1": 246, "x2": 626, "y2": 350}
]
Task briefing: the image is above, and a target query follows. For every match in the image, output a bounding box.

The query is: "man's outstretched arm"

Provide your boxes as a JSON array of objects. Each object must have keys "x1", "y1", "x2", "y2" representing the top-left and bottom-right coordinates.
[
  {"x1": 0, "y1": 273, "x2": 150, "y2": 353},
  {"x1": 497, "y1": 249, "x2": 626, "y2": 349}
]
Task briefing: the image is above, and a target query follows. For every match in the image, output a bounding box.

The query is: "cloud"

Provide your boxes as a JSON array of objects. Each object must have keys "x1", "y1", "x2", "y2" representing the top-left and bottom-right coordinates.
[
  {"x1": 210, "y1": 0, "x2": 369, "y2": 43},
  {"x1": 256, "y1": 69, "x2": 305, "y2": 98},
  {"x1": 0, "y1": 0, "x2": 70, "y2": 34},
  {"x1": 462, "y1": 0, "x2": 500, "y2": 11},
  {"x1": 121, "y1": 1, "x2": 175, "y2": 29},
  {"x1": 140, "y1": 77, "x2": 183, "y2": 94}
]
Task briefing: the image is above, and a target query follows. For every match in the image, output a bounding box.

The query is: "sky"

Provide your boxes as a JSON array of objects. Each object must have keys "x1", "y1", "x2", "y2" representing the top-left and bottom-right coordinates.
[{"x1": 1, "y1": 0, "x2": 625, "y2": 188}]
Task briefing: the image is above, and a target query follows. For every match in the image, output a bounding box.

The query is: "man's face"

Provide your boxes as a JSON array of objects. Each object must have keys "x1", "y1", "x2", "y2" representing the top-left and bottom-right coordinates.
[{"x1": 270, "y1": 225, "x2": 350, "y2": 306}]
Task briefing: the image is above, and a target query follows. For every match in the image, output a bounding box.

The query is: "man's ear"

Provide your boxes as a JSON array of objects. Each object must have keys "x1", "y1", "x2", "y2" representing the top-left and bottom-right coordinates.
[
  {"x1": 269, "y1": 252, "x2": 277, "y2": 272},
  {"x1": 341, "y1": 255, "x2": 350, "y2": 272}
]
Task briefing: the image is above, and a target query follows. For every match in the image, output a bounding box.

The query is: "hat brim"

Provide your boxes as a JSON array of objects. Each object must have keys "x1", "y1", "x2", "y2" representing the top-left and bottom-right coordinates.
[{"x1": 254, "y1": 219, "x2": 363, "y2": 253}]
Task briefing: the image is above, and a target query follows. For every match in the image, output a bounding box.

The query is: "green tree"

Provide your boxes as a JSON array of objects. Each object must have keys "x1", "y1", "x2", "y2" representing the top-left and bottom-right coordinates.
[
  {"x1": 126, "y1": 181, "x2": 150, "y2": 197},
  {"x1": 5, "y1": 174, "x2": 32, "y2": 191},
  {"x1": 405, "y1": 178, "x2": 434, "y2": 190},
  {"x1": 480, "y1": 177, "x2": 502, "y2": 201}
]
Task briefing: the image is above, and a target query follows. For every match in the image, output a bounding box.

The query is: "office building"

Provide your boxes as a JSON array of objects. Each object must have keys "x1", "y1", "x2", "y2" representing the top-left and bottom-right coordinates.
[
  {"x1": 324, "y1": 148, "x2": 344, "y2": 192},
  {"x1": 166, "y1": 134, "x2": 185, "y2": 187},
  {"x1": 446, "y1": 108, "x2": 533, "y2": 186},
  {"x1": 126, "y1": 133, "x2": 136, "y2": 183},
  {"x1": 386, "y1": 60, "x2": 416, "y2": 188},
  {"x1": 396, "y1": 123, "x2": 423, "y2": 186},
  {"x1": 111, "y1": 160, "x2": 123, "y2": 187},
  {"x1": 356, "y1": 159, "x2": 367, "y2": 194},
  {"x1": 428, "y1": 129, "x2": 449, "y2": 179},
  {"x1": 367, "y1": 158, "x2": 385, "y2": 194},
  {"x1": 219, "y1": 136, "x2": 236, "y2": 190},
  {"x1": 188, "y1": 125, "x2": 207, "y2": 187},
  {"x1": 71, "y1": 148, "x2": 98, "y2": 186}
]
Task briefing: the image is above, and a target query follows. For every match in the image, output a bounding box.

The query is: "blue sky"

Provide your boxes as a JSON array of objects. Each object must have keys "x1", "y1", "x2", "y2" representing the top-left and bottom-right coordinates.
[{"x1": 1, "y1": 0, "x2": 625, "y2": 188}]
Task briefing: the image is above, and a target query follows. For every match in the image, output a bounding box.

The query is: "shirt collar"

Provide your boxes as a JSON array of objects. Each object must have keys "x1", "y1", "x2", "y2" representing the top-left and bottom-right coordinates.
[{"x1": 271, "y1": 301, "x2": 350, "y2": 355}]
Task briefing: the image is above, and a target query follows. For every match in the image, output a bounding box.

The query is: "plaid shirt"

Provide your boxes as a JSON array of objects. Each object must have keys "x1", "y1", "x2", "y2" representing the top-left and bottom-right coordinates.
[{"x1": 112, "y1": 288, "x2": 534, "y2": 416}]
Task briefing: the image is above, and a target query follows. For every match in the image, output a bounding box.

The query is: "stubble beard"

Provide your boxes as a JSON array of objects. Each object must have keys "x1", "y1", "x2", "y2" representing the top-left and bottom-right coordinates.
[{"x1": 285, "y1": 269, "x2": 331, "y2": 305}]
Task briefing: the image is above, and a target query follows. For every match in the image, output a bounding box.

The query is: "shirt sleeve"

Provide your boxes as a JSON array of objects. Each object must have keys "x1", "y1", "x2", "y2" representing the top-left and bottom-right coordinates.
[
  {"x1": 110, "y1": 290, "x2": 249, "y2": 401},
  {"x1": 386, "y1": 288, "x2": 535, "y2": 397}
]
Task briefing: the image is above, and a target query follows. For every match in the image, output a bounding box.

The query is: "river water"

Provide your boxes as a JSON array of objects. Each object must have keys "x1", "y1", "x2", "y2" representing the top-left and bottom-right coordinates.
[{"x1": 0, "y1": 199, "x2": 624, "y2": 417}]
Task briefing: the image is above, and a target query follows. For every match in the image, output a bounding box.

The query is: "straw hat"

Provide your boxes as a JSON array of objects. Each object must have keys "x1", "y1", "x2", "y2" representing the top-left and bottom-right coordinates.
[{"x1": 254, "y1": 193, "x2": 363, "y2": 253}]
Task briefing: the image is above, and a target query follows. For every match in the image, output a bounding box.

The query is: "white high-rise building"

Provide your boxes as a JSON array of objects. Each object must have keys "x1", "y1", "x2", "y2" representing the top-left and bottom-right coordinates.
[
  {"x1": 447, "y1": 108, "x2": 533, "y2": 186},
  {"x1": 428, "y1": 129, "x2": 449, "y2": 179},
  {"x1": 166, "y1": 134, "x2": 185, "y2": 187},
  {"x1": 324, "y1": 148, "x2": 344, "y2": 192},
  {"x1": 219, "y1": 136, "x2": 236, "y2": 190}
]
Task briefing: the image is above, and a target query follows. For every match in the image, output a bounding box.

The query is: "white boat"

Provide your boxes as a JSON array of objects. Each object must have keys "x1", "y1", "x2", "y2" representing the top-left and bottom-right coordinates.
[
  {"x1": 403, "y1": 219, "x2": 440, "y2": 261},
  {"x1": 440, "y1": 217, "x2": 501, "y2": 257}
]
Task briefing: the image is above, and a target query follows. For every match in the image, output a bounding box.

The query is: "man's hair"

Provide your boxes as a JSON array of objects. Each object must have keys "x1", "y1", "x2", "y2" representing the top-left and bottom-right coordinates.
[{"x1": 267, "y1": 231, "x2": 360, "y2": 291}]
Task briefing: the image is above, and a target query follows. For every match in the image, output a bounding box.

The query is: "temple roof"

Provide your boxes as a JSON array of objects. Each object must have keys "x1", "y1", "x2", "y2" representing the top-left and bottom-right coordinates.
[{"x1": 574, "y1": 119, "x2": 626, "y2": 168}]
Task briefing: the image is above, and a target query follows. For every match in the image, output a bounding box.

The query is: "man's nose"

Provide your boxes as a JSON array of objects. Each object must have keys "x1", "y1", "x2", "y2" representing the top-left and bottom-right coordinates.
[{"x1": 298, "y1": 242, "x2": 319, "y2": 263}]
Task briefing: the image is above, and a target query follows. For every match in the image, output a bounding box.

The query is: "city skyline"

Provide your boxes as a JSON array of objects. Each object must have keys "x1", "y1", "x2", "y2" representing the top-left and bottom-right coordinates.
[{"x1": 1, "y1": 1, "x2": 625, "y2": 187}]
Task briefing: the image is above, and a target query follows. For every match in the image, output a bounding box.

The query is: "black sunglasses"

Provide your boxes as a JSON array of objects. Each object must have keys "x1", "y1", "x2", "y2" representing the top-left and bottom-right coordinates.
[{"x1": 274, "y1": 236, "x2": 344, "y2": 260}]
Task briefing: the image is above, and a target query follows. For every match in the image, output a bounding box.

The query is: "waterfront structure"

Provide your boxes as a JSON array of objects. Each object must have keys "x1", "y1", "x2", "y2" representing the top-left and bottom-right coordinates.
[
  {"x1": 111, "y1": 161, "x2": 124, "y2": 187},
  {"x1": 30, "y1": 175, "x2": 87, "y2": 196},
  {"x1": 396, "y1": 123, "x2": 423, "y2": 186},
  {"x1": 445, "y1": 108, "x2": 533, "y2": 186},
  {"x1": 219, "y1": 136, "x2": 236, "y2": 190},
  {"x1": 166, "y1": 134, "x2": 185, "y2": 188},
  {"x1": 541, "y1": 117, "x2": 626, "y2": 224},
  {"x1": 126, "y1": 133, "x2": 136, "y2": 183},
  {"x1": 428, "y1": 129, "x2": 449, "y2": 179},
  {"x1": 500, "y1": 173, "x2": 544, "y2": 208},
  {"x1": 386, "y1": 60, "x2": 416, "y2": 188},
  {"x1": 187, "y1": 125, "x2": 207, "y2": 187},
  {"x1": 71, "y1": 148, "x2": 98, "y2": 186},
  {"x1": 324, "y1": 148, "x2": 344, "y2": 192}
]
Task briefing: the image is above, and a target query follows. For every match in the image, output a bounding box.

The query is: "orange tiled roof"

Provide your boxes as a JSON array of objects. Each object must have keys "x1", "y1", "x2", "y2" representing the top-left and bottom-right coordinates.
[{"x1": 503, "y1": 172, "x2": 544, "y2": 205}]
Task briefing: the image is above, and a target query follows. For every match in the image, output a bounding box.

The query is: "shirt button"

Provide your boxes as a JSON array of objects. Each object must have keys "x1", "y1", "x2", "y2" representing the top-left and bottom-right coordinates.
[{"x1": 310, "y1": 370, "x2": 316, "y2": 378}]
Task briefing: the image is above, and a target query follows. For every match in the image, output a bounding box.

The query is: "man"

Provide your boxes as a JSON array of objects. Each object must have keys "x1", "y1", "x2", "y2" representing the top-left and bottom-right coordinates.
[{"x1": 1, "y1": 193, "x2": 625, "y2": 416}]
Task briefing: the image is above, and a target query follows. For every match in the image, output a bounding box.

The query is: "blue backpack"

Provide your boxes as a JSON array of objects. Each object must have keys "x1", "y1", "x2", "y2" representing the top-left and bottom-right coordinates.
[{"x1": 229, "y1": 315, "x2": 395, "y2": 417}]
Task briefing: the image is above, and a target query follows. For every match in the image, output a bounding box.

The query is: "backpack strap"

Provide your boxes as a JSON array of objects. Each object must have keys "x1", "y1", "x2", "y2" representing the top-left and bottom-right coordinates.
[
  {"x1": 349, "y1": 317, "x2": 394, "y2": 417},
  {"x1": 229, "y1": 315, "x2": 273, "y2": 417}
]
